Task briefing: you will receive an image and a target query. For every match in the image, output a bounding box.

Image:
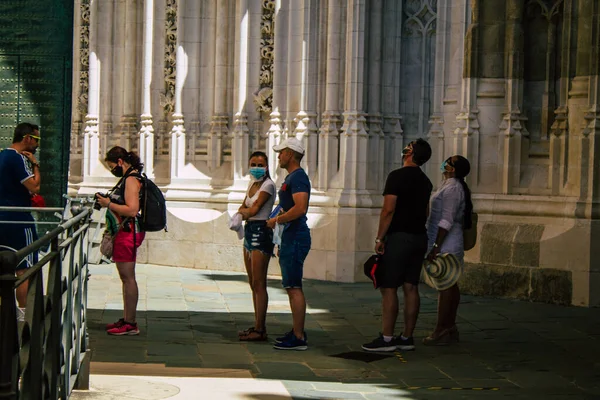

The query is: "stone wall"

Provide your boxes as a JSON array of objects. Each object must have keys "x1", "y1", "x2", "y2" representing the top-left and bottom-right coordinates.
[{"x1": 70, "y1": 0, "x2": 600, "y2": 306}]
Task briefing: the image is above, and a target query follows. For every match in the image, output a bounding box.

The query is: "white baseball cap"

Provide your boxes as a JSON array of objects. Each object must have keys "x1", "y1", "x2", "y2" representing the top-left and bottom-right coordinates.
[{"x1": 272, "y1": 137, "x2": 305, "y2": 155}]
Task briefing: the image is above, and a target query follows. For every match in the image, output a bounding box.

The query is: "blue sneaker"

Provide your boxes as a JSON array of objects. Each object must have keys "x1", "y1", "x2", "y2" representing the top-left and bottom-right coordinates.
[
  {"x1": 275, "y1": 329, "x2": 308, "y2": 344},
  {"x1": 273, "y1": 334, "x2": 308, "y2": 351}
]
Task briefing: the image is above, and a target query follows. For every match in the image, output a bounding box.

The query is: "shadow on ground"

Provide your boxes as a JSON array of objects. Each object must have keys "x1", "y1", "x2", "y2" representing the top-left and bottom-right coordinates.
[{"x1": 84, "y1": 264, "x2": 600, "y2": 399}]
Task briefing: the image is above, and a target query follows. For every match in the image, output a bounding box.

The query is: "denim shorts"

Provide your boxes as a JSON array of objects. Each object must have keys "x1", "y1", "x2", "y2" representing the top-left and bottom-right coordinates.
[
  {"x1": 279, "y1": 228, "x2": 311, "y2": 288},
  {"x1": 243, "y1": 220, "x2": 274, "y2": 255}
]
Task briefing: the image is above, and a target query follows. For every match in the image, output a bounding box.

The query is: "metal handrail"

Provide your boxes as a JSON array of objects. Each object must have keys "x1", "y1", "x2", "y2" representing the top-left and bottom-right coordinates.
[{"x1": 0, "y1": 200, "x2": 93, "y2": 399}]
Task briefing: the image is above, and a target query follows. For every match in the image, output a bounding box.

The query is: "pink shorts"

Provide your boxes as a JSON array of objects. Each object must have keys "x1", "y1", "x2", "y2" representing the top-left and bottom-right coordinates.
[{"x1": 112, "y1": 229, "x2": 145, "y2": 263}]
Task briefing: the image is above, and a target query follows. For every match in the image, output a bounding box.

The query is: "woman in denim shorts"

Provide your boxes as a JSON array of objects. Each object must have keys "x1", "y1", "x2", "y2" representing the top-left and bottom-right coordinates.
[{"x1": 237, "y1": 151, "x2": 276, "y2": 341}]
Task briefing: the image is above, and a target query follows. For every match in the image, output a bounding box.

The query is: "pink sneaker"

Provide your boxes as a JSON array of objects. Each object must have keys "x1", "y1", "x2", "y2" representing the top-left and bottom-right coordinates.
[
  {"x1": 105, "y1": 318, "x2": 125, "y2": 331},
  {"x1": 107, "y1": 322, "x2": 139, "y2": 336}
]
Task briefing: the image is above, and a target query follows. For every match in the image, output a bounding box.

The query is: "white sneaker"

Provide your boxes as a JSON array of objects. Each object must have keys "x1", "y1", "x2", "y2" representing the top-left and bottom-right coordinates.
[{"x1": 17, "y1": 307, "x2": 25, "y2": 322}]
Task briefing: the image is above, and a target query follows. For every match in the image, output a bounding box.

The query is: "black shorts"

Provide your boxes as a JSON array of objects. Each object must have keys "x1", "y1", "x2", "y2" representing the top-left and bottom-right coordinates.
[{"x1": 379, "y1": 231, "x2": 428, "y2": 287}]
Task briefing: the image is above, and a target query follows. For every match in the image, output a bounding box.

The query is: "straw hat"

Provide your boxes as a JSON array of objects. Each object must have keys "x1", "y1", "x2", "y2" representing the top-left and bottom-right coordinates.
[{"x1": 421, "y1": 253, "x2": 463, "y2": 291}]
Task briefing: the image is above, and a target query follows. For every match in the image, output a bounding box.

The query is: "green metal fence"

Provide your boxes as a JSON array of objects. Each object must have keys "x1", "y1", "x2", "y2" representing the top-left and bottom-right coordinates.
[
  {"x1": 0, "y1": 0, "x2": 74, "y2": 209},
  {"x1": 0, "y1": 199, "x2": 93, "y2": 399}
]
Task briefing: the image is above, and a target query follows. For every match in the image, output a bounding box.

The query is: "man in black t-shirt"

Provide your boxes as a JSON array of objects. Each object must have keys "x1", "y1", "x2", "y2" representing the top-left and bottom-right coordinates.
[{"x1": 362, "y1": 139, "x2": 433, "y2": 353}]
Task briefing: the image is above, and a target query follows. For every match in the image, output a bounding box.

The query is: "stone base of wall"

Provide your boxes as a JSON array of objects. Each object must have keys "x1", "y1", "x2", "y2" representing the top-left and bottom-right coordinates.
[{"x1": 460, "y1": 263, "x2": 572, "y2": 306}]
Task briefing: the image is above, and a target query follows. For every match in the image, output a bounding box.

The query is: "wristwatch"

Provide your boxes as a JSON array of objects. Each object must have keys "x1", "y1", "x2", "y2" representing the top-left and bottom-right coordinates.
[
  {"x1": 375, "y1": 238, "x2": 383, "y2": 243},
  {"x1": 432, "y1": 243, "x2": 439, "y2": 248}
]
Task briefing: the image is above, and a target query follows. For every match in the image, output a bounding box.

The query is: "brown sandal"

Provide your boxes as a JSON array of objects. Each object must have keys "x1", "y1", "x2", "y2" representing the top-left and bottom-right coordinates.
[
  {"x1": 239, "y1": 329, "x2": 268, "y2": 342},
  {"x1": 238, "y1": 327, "x2": 256, "y2": 336}
]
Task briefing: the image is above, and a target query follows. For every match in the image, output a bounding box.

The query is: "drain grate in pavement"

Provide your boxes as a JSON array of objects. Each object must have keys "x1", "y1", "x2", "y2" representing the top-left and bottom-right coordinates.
[{"x1": 329, "y1": 351, "x2": 394, "y2": 363}]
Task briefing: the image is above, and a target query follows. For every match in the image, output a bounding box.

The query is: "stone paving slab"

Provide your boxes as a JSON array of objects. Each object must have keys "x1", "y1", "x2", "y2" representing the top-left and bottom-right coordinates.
[{"x1": 80, "y1": 263, "x2": 600, "y2": 399}]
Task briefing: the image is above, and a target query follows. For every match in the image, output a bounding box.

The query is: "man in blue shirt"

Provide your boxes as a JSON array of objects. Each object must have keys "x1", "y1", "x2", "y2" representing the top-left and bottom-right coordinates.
[
  {"x1": 267, "y1": 137, "x2": 311, "y2": 350},
  {"x1": 0, "y1": 122, "x2": 42, "y2": 320}
]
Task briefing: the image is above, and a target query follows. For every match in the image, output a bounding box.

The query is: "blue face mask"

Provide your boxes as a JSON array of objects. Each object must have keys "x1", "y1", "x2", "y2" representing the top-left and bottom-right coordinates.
[
  {"x1": 440, "y1": 160, "x2": 448, "y2": 174},
  {"x1": 249, "y1": 167, "x2": 267, "y2": 180}
]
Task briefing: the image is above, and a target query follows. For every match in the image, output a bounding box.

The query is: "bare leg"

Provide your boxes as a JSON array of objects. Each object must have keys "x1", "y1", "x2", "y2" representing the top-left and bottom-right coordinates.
[
  {"x1": 243, "y1": 248, "x2": 257, "y2": 322},
  {"x1": 434, "y1": 284, "x2": 460, "y2": 334},
  {"x1": 116, "y1": 262, "x2": 138, "y2": 323},
  {"x1": 15, "y1": 269, "x2": 28, "y2": 308},
  {"x1": 286, "y1": 288, "x2": 306, "y2": 339},
  {"x1": 381, "y1": 287, "x2": 399, "y2": 337},
  {"x1": 402, "y1": 283, "x2": 420, "y2": 338},
  {"x1": 250, "y1": 250, "x2": 270, "y2": 331}
]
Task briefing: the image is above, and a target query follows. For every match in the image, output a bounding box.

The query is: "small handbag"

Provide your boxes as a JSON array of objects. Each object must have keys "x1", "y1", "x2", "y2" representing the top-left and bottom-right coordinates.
[
  {"x1": 463, "y1": 211, "x2": 478, "y2": 251},
  {"x1": 100, "y1": 230, "x2": 114, "y2": 258}
]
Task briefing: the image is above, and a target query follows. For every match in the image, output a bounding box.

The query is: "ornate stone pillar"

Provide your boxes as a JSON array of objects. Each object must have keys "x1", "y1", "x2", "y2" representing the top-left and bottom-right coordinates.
[
  {"x1": 317, "y1": 0, "x2": 343, "y2": 191},
  {"x1": 267, "y1": 0, "x2": 288, "y2": 182},
  {"x1": 169, "y1": 0, "x2": 186, "y2": 179},
  {"x1": 454, "y1": 0, "x2": 480, "y2": 186},
  {"x1": 232, "y1": 0, "x2": 251, "y2": 182},
  {"x1": 339, "y1": 0, "x2": 370, "y2": 206},
  {"x1": 550, "y1": 0, "x2": 573, "y2": 195},
  {"x1": 99, "y1": 0, "x2": 114, "y2": 155},
  {"x1": 427, "y1": 0, "x2": 449, "y2": 179},
  {"x1": 139, "y1": 0, "x2": 155, "y2": 178},
  {"x1": 381, "y1": 0, "x2": 403, "y2": 177},
  {"x1": 576, "y1": 0, "x2": 600, "y2": 216},
  {"x1": 119, "y1": 0, "x2": 139, "y2": 150},
  {"x1": 567, "y1": 0, "x2": 593, "y2": 196},
  {"x1": 293, "y1": 0, "x2": 319, "y2": 181},
  {"x1": 83, "y1": 0, "x2": 100, "y2": 178},
  {"x1": 366, "y1": 0, "x2": 384, "y2": 192},
  {"x1": 208, "y1": 0, "x2": 229, "y2": 171},
  {"x1": 499, "y1": 0, "x2": 526, "y2": 194}
]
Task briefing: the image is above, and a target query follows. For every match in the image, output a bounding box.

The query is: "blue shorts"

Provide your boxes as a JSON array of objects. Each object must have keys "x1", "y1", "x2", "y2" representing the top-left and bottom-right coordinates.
[
  {"x1": 0, "y1": 223, "x2": 39, "y2": 270},
  {"x1": 279, "y1": 229, "x2": 311, "y2": 288},
  {"x1": 243, "y1": 220, "x2": 274, "y2": 255}
]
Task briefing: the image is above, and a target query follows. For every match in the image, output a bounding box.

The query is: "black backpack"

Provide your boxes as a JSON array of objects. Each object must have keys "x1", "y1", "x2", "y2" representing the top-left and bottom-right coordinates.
[{"x1": 138, "y1": 173, "x2": 167, "y2": 232}]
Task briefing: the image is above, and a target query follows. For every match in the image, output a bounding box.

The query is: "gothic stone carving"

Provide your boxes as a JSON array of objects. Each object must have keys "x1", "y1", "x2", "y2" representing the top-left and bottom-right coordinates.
[
  {"x1": 254, "y1": 0, "x2": 275, "y2": 113},
  {"x1": 404, "y1": 0, "x2": 437, "y2": 37},
  {"x1": 78, "y1": 0, "x2": 90, "y2": 116},
  {"x1": 161, "y1": 0, "x2": 177, "y2": 116}
]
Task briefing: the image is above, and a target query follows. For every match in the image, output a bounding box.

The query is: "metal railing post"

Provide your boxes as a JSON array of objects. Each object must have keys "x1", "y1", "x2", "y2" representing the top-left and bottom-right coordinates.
[{"x1": 0, "y1": 251, "x2": 20, "y2": 400}]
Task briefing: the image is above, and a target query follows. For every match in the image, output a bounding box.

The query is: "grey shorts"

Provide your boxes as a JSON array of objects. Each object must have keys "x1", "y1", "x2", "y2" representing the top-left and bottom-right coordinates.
[{"x1": 379, "y1": 231, "x2": 428, "y2": 287}]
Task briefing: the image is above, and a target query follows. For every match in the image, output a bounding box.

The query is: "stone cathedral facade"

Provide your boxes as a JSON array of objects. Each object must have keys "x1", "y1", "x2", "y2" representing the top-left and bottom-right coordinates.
[{"x1": 69, "y1": 0, "x2": 600, "y2": 306}]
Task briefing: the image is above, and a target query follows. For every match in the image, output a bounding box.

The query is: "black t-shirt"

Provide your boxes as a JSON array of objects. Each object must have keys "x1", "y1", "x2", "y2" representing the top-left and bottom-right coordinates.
[{"x1": 383, "y1": 166, "x2": 433, "y2": 235}]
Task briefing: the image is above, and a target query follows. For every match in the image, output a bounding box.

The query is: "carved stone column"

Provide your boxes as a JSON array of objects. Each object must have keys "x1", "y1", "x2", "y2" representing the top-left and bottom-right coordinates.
[
  {"x1": 232, "y1": 0, "x2": 251, "y2": 182},
  {"x1": 454, "y1": 0, "x2": 480, "y2": 186},
  {"x1": 139, "y1": 0, "x2": 155, "y2": 178},
  {"x1": 293, "y1": 0, "x2": 319, "y2": 180},
  {"x1": 366, "y1": 0, "x2": 384, "y2": 192},
  {"x1": 427, "y1": 0, "x2": 449, "y2": 179},
  {"x1": 499, "y1": 0, "x2": 527, "y2": 194},
  {"x1": 381, "y1": 0, "x2": 404, "y2": 178},
  {"x1": 83, "y1": 0, "x2": 99, "y2": 178},
  {"x1": 268, "y1": 0, "x2": 287, "y2": 183},
  {"x1": 317, "y1": 0, "x2": 342, "y2": 191},
  {"x1": 119, "y1": 0, "x2": 138, "y2": 150},
  {"x1": 577, "y1": 0, "x2": 600, "y2": 217},
  {"x1": 169, "y1": 0, "x2": 186, "y2": 179},
  {"x1": 550, "y1": 0, "x2": 573, "y2": 195},
  {"x1": 339, "y1": 0, "x2": 370, "y2": 206},
  {"x1": 209, "y1": 0, "x2": 229, "y2": 171}
]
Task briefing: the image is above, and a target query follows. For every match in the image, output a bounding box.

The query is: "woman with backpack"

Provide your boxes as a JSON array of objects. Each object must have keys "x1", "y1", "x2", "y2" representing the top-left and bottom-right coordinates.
[
  {"x1": 423, "y1": 155, "x2": 473, "y2": 345},
  {"x1": 237, "y1": 151, "x2": 276, "y2": 341},
  {"x1": 95, "y1": 146, "x2": 146, "y2": 336}
]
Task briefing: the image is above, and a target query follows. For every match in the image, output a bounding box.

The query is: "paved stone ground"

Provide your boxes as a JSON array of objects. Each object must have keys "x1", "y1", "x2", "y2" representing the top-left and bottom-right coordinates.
[{"x1": 75, "y1": 263, "x2": 600, "y2": 400}]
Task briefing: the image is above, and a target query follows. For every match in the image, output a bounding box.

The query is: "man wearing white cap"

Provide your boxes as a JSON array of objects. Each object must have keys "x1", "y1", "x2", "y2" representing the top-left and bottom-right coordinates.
[{"x1": 266, "y1": 137, "x2": 311, "y2": 350}]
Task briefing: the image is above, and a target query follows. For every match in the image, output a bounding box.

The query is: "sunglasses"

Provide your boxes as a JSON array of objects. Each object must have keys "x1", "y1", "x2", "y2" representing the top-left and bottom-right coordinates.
[{"x1": 29, "y1": 134, "x2": 41, "y2": 142}]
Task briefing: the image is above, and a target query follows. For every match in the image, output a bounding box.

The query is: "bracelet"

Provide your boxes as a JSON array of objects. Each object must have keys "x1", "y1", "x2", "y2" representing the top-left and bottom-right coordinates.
[
  {"x1": 375, "y1": 238, "x2": 382, "y2": 243},
  {"x1": 432, "y1": 243, "x2": 439, "y2": 248}
]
